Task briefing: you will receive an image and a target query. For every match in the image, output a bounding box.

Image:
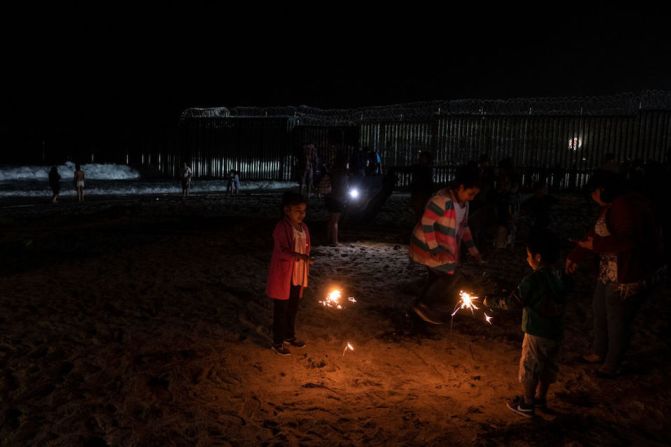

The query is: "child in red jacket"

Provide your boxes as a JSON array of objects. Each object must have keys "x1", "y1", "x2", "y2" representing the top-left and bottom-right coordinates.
[{"x1": 266, "y1": 192, "x2": 312, "y2": 356}]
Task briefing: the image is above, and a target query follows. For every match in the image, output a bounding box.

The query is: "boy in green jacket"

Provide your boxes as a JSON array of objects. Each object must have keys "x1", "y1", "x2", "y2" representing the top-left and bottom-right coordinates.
[{"x1": 505, "y1": 230, "x2": 572, "y2": 418}]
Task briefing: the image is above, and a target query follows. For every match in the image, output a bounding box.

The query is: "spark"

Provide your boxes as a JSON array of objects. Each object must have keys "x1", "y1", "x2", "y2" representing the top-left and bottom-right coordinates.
[{"x1": 452, "y1": 290, "x2": 480, "y2": 317}]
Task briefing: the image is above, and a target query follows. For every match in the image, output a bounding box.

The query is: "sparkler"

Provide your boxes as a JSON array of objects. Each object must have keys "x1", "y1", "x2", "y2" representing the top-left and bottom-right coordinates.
[
  {"x1": 318, "y1": 289, "x2": 357, "y2": 310},
  {"x1": 319, "y1": 289, "x2": 342, "y2": 308},
  {"x1": 342, "y1": 342, "x2": 354, "y2": 357},
  {"x1": 451, "y1": 290, "x2": 480, "y2": 317}
]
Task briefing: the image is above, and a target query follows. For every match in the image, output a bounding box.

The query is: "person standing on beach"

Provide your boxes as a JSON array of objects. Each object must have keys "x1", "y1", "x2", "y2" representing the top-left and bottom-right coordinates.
[
  {"x1": 266, "y1": 192, "x2": 312, "y2": 356},
  {"x1": 227, "y1": 169, "x2": 240, "y2": 195},
  {"x1": 74, "y1": 163, "x2": 85, "y2": 202},
  {"x1": 325, "y1": 153, "x2": 349, "y2": 246},
  {"x1": 504, "y1": 230, "x2": 571, "y2": 418},
  {"x1": 182, "y1": 162, "x2": 193, "y2": 198},
  {"x1": 49, "y1": 166, "x2": 61, "y2": 203},
  {"x1": 566, "y1": 170, "x2": 663, "y2": 378}
]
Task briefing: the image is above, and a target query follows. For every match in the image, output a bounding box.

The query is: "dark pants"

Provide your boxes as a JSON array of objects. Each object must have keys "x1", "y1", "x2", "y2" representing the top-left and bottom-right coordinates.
[
  {"x1": 592, "y1": 281, "x2": 647, "y2": 371},
  {"x1": 416, "y1": 268, "x2": 465, "y2": 311},
  {"x1": 273, "y1": 285, "x2": 301, "y2": 346}
]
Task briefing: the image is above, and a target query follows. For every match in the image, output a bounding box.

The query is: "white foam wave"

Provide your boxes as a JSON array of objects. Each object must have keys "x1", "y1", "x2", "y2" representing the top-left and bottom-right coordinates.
[
  {"x1": 0, "y1": 162, "x2": 141, "y2": 181},
  {"x1": 0, "y1": 180, "x2": 298, "y2": 198}
]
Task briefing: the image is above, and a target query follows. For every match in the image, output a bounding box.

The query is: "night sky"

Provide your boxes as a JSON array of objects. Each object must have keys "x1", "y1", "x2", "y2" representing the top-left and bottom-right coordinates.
[{"x1": 3, "y1": 4, "x2": 670, "y2": 134}]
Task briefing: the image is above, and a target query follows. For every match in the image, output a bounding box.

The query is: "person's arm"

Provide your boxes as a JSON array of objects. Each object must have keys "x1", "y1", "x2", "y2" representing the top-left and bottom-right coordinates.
[
  {"x1": 273, "y1": 224, "x2": 309, "y2": 261},
  {"x1": 461, "y1": 226, "x2": 481, "y2": 261},
  {"x1": 420, "y1": 196, "x2": 444, "y2": 254}
]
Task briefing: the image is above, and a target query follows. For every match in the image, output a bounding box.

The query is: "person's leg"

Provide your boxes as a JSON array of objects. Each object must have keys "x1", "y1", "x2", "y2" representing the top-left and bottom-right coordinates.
[
  {"x1": 591, "y1": 282, "x2": 608, "y2": 360},
  {"x1": 603, "y1": 287, "x2": 646, "y2": 373},
  {"x1": 523, "y1": 380, "x2": 537, "y2": 406},
  {"x1": 508, "y1": 333, "x2": 536, "y2": 417},
  {"x1": 416, "y1": 268, "x2": 441, "y2": 307},
  {"x1": 519, "y1": 334, "x2": 538, "y2": 405},
  {"x1": 328, "y1": 212, "x2": 341, "y2": 245},
  {"x1": 285, "y1": 285, "x2": 301, "y2": 341},
  {"x1": 535, "y1": 381, "x2": 550, "y2": 402},
  {"x1": 272, "y1": 299, "x2": 288, "y2": 346},
  {"x1": 536, "y1": 337, "x2": 559, "y2": 407}
]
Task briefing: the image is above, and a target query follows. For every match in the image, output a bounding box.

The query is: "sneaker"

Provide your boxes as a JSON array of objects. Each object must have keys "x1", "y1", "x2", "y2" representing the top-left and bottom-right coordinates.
[
  {"x1": 271, "y1": 344, "x2": 291, "y2": 356},
  {"x1": 411, "y1": 302, "x2": 444, "y2": 325},
  {"x1": 285, "y1": 338, "x2": 306, "y2": 348},
  {"x1": 506, "y1": 396, "x2": 535, "y2": 418}
]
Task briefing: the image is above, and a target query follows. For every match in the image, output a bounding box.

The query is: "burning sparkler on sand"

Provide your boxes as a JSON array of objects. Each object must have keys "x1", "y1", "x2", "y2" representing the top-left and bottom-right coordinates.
[
  {"x1": 342, "y1": 342, "x2": 354, "y2": 357},
  {"x1": 318, "y1": 288, "x2": 357, "y2": 310}
]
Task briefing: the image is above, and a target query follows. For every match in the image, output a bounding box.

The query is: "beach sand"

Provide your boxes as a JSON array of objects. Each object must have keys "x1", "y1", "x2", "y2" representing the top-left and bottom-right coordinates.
[{"x1": 1, "y1": 193, "x2": 669, "y2": 446}]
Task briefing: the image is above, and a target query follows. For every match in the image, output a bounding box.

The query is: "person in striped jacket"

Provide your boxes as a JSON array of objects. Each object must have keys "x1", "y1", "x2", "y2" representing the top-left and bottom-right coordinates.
[{"x1": 410, "y1": 166, "x2": 483, "y2": 324}]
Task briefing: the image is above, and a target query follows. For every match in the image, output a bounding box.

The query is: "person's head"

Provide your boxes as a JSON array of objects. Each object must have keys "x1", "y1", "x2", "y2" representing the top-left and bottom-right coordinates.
[
  {"x1": 282, "y1": 192, "x2": 308, "y2": 225},
  {"x1": 452, "y1": 165, "x2": 481, "y2": 203},
  {"x1": 526, "y1": 229, "x2": 561, "y2": 270},
  {"x1": 586, "y1": 170, "x2": 625, "y2": 206}
]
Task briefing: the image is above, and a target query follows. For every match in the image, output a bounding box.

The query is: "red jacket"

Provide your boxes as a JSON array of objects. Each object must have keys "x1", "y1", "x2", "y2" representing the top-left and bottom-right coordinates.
[
  {"x1": 568, "y1": 193, "x2": 663, "y2": 283},
  {"x1": 266, "y1": 218, "x2": 311, "y2": 300}
]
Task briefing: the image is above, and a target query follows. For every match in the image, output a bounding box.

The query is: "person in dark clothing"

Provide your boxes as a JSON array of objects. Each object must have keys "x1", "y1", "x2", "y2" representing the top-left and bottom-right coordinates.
[
  {"x1": 504, "y1": 230, "x2": 572, "y2": 418},
  {"x1": 48, "y1": 166, "x2": 61, "y2": 203},
  {"x1": 566, "y1": 170, "x2": 664, "y2": 378},
  {"x1": 325, "y1": 153, "x2": 349, "y2": 246}
]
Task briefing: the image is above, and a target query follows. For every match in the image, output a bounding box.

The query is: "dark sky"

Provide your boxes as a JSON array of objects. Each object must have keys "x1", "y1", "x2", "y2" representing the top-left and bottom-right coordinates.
[{"x1": 3, "y1": 4, "x2": 671, "y2": 131}]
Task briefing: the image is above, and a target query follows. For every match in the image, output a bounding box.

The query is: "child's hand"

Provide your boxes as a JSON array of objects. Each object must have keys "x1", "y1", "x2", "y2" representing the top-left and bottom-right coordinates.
[{"x1": 576, "y1": 236, "x2": 593, "y2": 250}]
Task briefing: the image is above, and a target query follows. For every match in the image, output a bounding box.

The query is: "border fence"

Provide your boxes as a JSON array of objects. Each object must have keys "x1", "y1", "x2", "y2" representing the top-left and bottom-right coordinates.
[{"x1": 177, "y1": 91, "x2": 671, "y2": 191}]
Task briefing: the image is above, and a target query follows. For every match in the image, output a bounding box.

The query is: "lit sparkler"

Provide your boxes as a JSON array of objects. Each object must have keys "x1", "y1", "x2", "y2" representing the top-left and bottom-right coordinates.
[
  {"x1": 342, "y1": 342, "x2": 354, "y2": 357},
  {"x1": 451, "y1": 290, "x2": 480, "y2": 317},
  {"x1": 319, "y1": 289, "x2": 342, "y2": 308},
  {"x1": 319, "y1": 289, "x2": 357, "y2": 310}
]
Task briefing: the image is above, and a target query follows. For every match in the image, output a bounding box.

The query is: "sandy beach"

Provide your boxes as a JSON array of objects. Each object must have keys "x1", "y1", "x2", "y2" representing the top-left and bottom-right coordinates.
[{"x1": 1, "y1": 192, "x2": 670, "y2": 446}]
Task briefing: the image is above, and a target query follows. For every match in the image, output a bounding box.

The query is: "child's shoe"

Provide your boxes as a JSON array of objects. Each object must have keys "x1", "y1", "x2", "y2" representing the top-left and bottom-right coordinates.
[
  {"x1": 411, "y1": 302, "x2": 444, "y2": 325},
  {"x1": 506, "y1": 396, "x2": 535, "y2": 418},
  {"x1": 285, "y1": 337, "x2": 306, "y2": 348},
  {"x1": 271, "y1": 344, "x2": 291, "y2": 356}
]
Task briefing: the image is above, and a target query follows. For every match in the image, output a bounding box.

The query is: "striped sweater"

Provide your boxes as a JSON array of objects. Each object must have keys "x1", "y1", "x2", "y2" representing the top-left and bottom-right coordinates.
[{"x1": 409, "y1": 188, "x2": 479, "y2": 273}]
